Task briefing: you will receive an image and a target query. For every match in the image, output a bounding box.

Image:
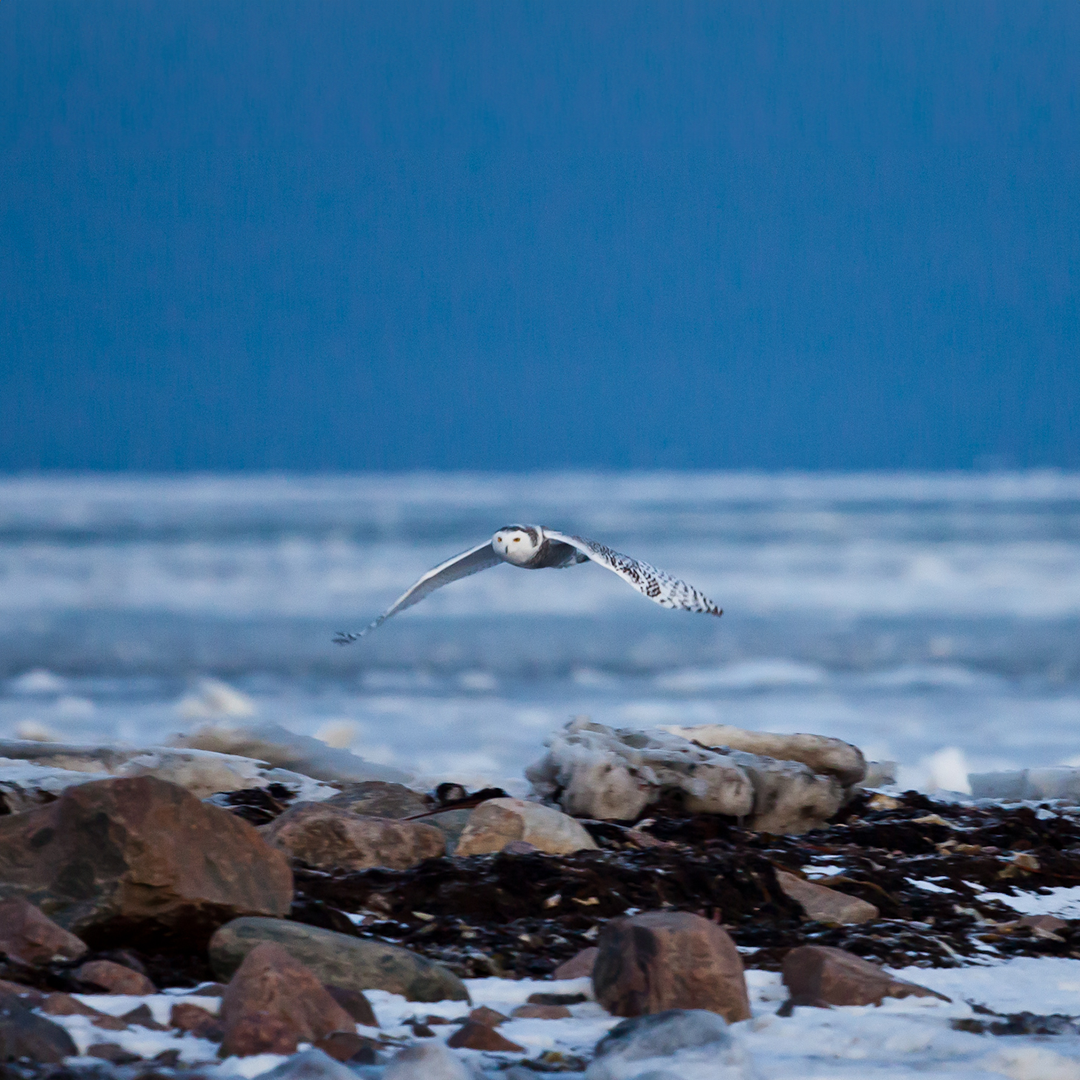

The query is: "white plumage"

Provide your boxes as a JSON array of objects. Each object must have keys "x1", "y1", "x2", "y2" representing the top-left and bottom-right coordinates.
[{"x1": 334, "y1": 524, "x2": 722, "y2": 644}]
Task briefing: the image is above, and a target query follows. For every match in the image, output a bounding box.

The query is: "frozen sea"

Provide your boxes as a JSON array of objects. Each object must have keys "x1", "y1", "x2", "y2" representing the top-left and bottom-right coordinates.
[{"x1": 2, "y1": 470, "x2": 1079, "y2": 791}]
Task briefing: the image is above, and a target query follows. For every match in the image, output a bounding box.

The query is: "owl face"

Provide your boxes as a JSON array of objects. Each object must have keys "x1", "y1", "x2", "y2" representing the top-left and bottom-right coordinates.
[{"x1": 493, "y1": 525, "x2": 542, "y2": 565}]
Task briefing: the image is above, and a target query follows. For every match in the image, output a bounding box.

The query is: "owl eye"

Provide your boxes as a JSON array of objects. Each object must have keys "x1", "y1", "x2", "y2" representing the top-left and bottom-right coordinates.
[{"x1": 513, "y1": 537, "x2": 521, "y2": 542}]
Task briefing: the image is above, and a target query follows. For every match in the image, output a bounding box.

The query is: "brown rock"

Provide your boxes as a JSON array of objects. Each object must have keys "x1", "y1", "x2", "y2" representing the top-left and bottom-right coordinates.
[
  {"x1": 774, "y1": 870, "x2": 879, "y2": 925},
  {"x1": 41, "y1": 992, "x2": 128, "y2": 1030},
  {"x1": 119, "y1": 1003, "x2": 166, "y2": 1030},
  {"x1": 0, "y1": 995, "x2": 78, "y2": 1063},
  {"x1": 324, "y1": 782, "x2": 429, "y2": 819},
  {"x1": 0, "y1": 980, "x2": 44, "y2": 1008},
  {"x1": 261, "y1": 803, "x2": 445, "y2": 872},
  {"x1": 324, "y1": 984, "x2": 378, "y2": 1027},
  {"x1": 191, "y1": 982, "x2": 228, "y2": 996},
  {"x1": 782, "y1": 946, "x2": 950, "y2": 1007},
  {"x1": 446, "y1": 1019, "x2": 524, "y2": 1051},
  {"x1": 170, "y1": 1002, "x2": 223, "y2": 1041},
  {"x1": 1018, "y1": 914, "x2": 1068, "y2": 933},
  {"x1": 593, "y1": 910, "x2": 750, "y2": 1023},
  {"x1": 467, "y1": 1005, "x2": 509, "y2": 1026},
  {"x1": 527, "y1": 992, "x2": 587, "y2": 1005},
  {"x1": 511, "y1": 1003, "x2": 572, "y2": 1019},
  {"x1": 553, "y1": 947, "x2": 598, "y2": 980},
  {"x1": 76, "y1": 959, "x2": 156, "y2": 995},
  {"x1": 0, "y1": 777, "x2": 293, "y2": 943},
  {"x1": 219, "y1": 942, "x2": 356, "y2": 1057},
  {"x1": 0, "y1": 898, "x2": 88, "y2": 967},
  {"x1": 455, "y1": 798, "x2": 598, "y2": 856}
]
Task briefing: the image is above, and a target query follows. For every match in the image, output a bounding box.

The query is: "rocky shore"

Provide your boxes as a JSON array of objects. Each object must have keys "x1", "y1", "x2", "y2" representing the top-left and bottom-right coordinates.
[{"x1": 4, "y1": 720, "x2": 1080, "y2": 1079}]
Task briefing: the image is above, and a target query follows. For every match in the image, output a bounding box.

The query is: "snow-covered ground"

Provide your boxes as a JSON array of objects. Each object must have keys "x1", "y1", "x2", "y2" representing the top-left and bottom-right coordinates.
[{"x1": 45, "y1": 960, "x2": 1080, "y2": 1080}]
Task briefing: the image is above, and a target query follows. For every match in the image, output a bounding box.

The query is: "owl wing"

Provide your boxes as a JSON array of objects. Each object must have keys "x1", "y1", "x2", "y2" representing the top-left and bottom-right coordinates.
[
  {"x1": 333, "y1": 541, "x2": 501, "y2": 644},
  {"x1": 544, "y1": 531, "x2": 722, "y2": 616}
]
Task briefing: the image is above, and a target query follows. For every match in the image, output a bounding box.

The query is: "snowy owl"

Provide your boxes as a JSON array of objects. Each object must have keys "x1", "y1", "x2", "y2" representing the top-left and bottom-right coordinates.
[{"x1": 334, "y1": 525, "x2": 722, "y2": 644}]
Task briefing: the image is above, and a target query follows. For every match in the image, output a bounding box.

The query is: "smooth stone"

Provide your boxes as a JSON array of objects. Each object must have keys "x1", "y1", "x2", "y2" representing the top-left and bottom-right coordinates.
[
  {"x1": 594, "y1": 911, "x2": 750, "y2": 1023},
  {"x1": 87, "y1": 1042, "x2": 142, "y2": 1064},
  {"x1": 774, "y1": 870, "x2": 879, "y2": 924},
  {"x1": 210, "y1": 917, "x2": 469, "y2": 1003},
  {"x1": 0, "y1": 776, "x2": 293, "y2": 942},
  {"x1": 262, "y1": 803, "x2": 445, "y2": 871},
  {"x1": 258, "y1": 1047, "x2": 359, "y2": 1080},
  {"x1": 455, "y1": 798, "x2": 598, "y2": 856},
  {"x1": 421, "y1": 808, "x2": 473, "y2": 854},
  {"x1": 323, "y1": 782, "x2": 429, "y2": 818},
  {"x1": 0, "y1": 992, "x2": 78, "y2": 1063},
  {"x1": 75, "y1": 959, "x2": 156, "y2": 995},
  {"x1": 467, "y1": 1005, "x2": 509, "y2": 1026},
  {"x1": 323, "y1": 985, "x2": 377, "y2": 1027},
  {"x1": 585, "y1": 1009, "x2": 750, "y2": 1080},
  {"x1": 554, "y1": 946, "x2": 599, "y2": 980},
  {"x1": 0, "y1": 897, "x2": 87, "y2": 966},
  {"x1": 41, "y1": 992, "x2": 128, "y2": 1030},
  {"x1": 170, "y1": 1002, "x2": 223, "y2": 1040},
  {"x1": 446, "y1": 1019, "x2": 524, "y2": 1051},
  {"x1": 722, "y1": 749, "x2": 844, "y2": 834},
  {"x1": 782, "y1": 946, "x2": 950, "y2": 1007},
  {"x1": 662, "y1": 726, "x2": 867, "y2": 787},
  {"x1": 220, "y1": 942, "x2": 356, "y2": 1057},
  {"x1": 384, "y1": 1042, "x2": 478, "y2": 1080},
  {"x1": 511, "y1": 1003, "x2": 572, "y2": 1019}
]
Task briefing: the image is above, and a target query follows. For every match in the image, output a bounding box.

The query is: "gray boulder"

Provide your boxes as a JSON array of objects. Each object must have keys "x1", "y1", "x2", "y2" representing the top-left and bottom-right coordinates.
[
  {"x1": 257, "y1": 1048, "x2": 358, "y2": 1080},
  {"x1": 585, "y1": 1010, "x2": 751, "y2": 1080},
  {"x1": 209, "y1": 917, "x2": 469, "y2": 1002},
  {"x1": 383, "y1": 1042, "x2": 479, "y2": 1080}
]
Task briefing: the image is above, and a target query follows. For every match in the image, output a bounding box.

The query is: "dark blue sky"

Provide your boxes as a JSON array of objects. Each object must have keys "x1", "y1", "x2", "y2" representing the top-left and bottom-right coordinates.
[{"x1": 2, "y1": 1, "x2": 1077, "y2": 471}]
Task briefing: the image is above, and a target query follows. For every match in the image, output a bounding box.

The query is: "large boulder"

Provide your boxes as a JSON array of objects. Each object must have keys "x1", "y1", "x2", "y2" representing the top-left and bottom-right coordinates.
[
  {"x1": 261, "y1": 803, "x2": 445, "y2": 871},
  {"x1": 662, "y1": 725, "x2": 866, "y2": 787},
  {"x1": 0, "y1": 990, "x2": 78, "y2": 1063},
  {"x1": 210, "y1": 917, "x2": 469, "y2": 1003},
  {"x1": 723, "y1": 750, "x2": 844, "y2": 834},
  {"x1": 220, "y1": 943, "x2": 356, "y2": 1057},
  {"x1": 0, "y1": 777, "x2": 293, "y2": 945},
  {"x1": 455, "y1": 798, "x2": 598, "y2": 856},
  {"x1": 323, "y1": 782, "x2": 430, "y2": 818},
  {"x1": 593, "y1": 911, "x2": 750, "y2": 1023},
  {"x1": 781, "y1": 946, "x2": 949, "y2": 1007},
  {"x1": 0, "y1": 898, "x2": 87, "y2": 966}
]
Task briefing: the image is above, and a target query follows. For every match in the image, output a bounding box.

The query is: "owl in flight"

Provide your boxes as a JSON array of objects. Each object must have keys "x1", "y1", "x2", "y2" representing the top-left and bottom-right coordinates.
[{"x1": 334, "y1": 525, "x2": 722, "y2": 644}]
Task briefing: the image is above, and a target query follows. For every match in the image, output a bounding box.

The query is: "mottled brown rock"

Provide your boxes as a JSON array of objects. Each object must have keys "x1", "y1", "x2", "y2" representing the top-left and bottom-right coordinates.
[
  {"x1": 774, "y1": 870, "x2": 879, "y2": 925},
  {"x1": 210, "y1": 917, "x2": 468, "y2": 1003},
  {"x1": 0, "y1": 994, "x2": 78, "y2": 1063},
  {"x1": 76, "y1": 959, "x2": 156, "y2": 995},
  {"x1": 553, "y1": 947, "x2": 598, "y2": 980},
  {"x1": 314, "y1": 1031, "x2": 379, "y2": 1063},
  {"x1": 0, "y1": 777, "x2": 293, "y2": 943},
  {"x1": 511, "y1": 1003, "x2": 572, "y2": 1019},
  {"x1": 0, "y1": 898, "x2": 88, "y2": 967},
  {"x1": 1018, "y1": 914, "x2": 1068, "y2": 934},
  {"x1": 119, "y1": 1003, "x2": 166, "y2": 1030},
  {"x1": 220, "y1": 942, "x2": 356, "y2": 1057},
  {"x1": 782, "y1": 946, "x2": 950, "y2": 1007},
  {"x1": 593, "y1": 910, "x2": 750, "y2": 1023},
  {"x1": 324, "y1": 985, "x2": 377, "y2": 1027},
  {"x1": 41, "y1": 992, "x2": 128, "y2": 1030},
  {"x1": 455, "y1": 798, "x2": 598, "y2": 856},
  {"x1": 170, "y1": 1002, "x2": 223, "y2": 1041},
  {"x1": 261, "y1": 803, "x2": 445, "y2": 871},
  {"x1": 467, "y1": 1005, "x2": 508, "y2": 1026},
  {"x1": 0, "y1": 981, "x2": 44, "y2": 1008},
  {"x1": 446, "y1": 1019, "x2": 524, "y2": 1051}
]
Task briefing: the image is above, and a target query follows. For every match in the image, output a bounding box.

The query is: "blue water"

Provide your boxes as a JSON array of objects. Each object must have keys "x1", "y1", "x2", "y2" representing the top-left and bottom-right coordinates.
[{"x1": 1, "y1": 472, "x2": 1079, "y2": 790}]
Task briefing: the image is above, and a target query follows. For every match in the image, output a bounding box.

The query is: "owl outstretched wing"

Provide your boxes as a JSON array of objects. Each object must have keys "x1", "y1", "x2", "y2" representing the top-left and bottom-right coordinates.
[
  {"x1": 543, "y1": 531, "x2": 722, "y2": 616},
  {"x1": 333, "y1": 541, "x2": 501, "y2": 644}
]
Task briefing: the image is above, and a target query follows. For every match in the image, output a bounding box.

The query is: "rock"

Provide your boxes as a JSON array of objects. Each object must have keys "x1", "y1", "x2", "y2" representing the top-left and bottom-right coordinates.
[
  {"x1": 0, "y1": 777, "x2": 293, "y2": 944},
  {"x1": 258, "y1": 1047, "x2": 360, "y2": 1080},
  {"x1": 262, "y1": 803, "x2": 445, "y2": 871},
  {"x1": 118, "y1": 1003, "x2": 166, "y2": 1030},
  {"x1": 446, "y1": 1019, "x2": 524, "y2": 1051},
  {"x1": 593, "y1": 911, "x2": 750, "y2": 1023},
  {"x1": 467, "y1": 1005, "x2": 509, "y2": 1026},
  {"x1": 170, "y1": 1002, "x2": 224, "y2": 1040},
  {"x1": 527, "y1": 992, "x2": 587, "y2": 1005},
  {"x1": 210, "y1": 917, "x2": 469, "y2": 1002},
  {"x1": 718, "y1": 748, "x2": 843, "y2": 834},
  {"x1": 219, "y1": 942, "x2": 357, "y2": 1057},
  {"x1": 554, "y1": 946, "x2": 599, "y2": 980},
  {"x1": 41, "y1": 992, "x2": 128, "y2": 1030},
  {"x1": 781, "y1": 946, "x2": 950, "y2": 1007},
  {"x1": 421, "y1": 809, "x2": 473, "y2": 854},
  {"x1": 1019, "y1": 914, "x2": 1069, "y2": 934},
  {"x1": 455, "y1": 798, "x2": 598, "y2": 856},
  {"x1": 324, "y1": 782, "x2": 429, "y2": 818},
  {"x1": 323, "y1": 985, "x2": 377, "y2": 1027},
  {"x1": 585, "y1": 1009, "x2": 750, "y2": 1080},
  {"x1": 0, "y1": 992, "x2": 78, "y2": 1063},
  {"x1": 526, "y1": 719, "x2": 755, "y2": 821},
  {"x1": 173, "y1": 721, "x2": 411, "y2": 784},
  {"x1": 87, "y1": 1042, "x2": 142, "y2": 1064},
  {"x1": 512, "y1": 1003, "x2": 572, "y2": 1019},
  {"x1": 75, "y1": 959, "x2": 157, "y2": 995},
  {"x1": 384, "y1": 1042, "x2": 477, "y2": 1080},
  {"x1": 774, "y1": 870, "x2": 879, "y2": 924},
  {"x1": 0, "y1": 898, "x2": 87, "y2": 966},
  {"x1": 662, "y1": 725, "x2": 867, "y2": 787},
  {"x1": 0, "y1": 981, "x2": 43, "y2": 1008}
]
